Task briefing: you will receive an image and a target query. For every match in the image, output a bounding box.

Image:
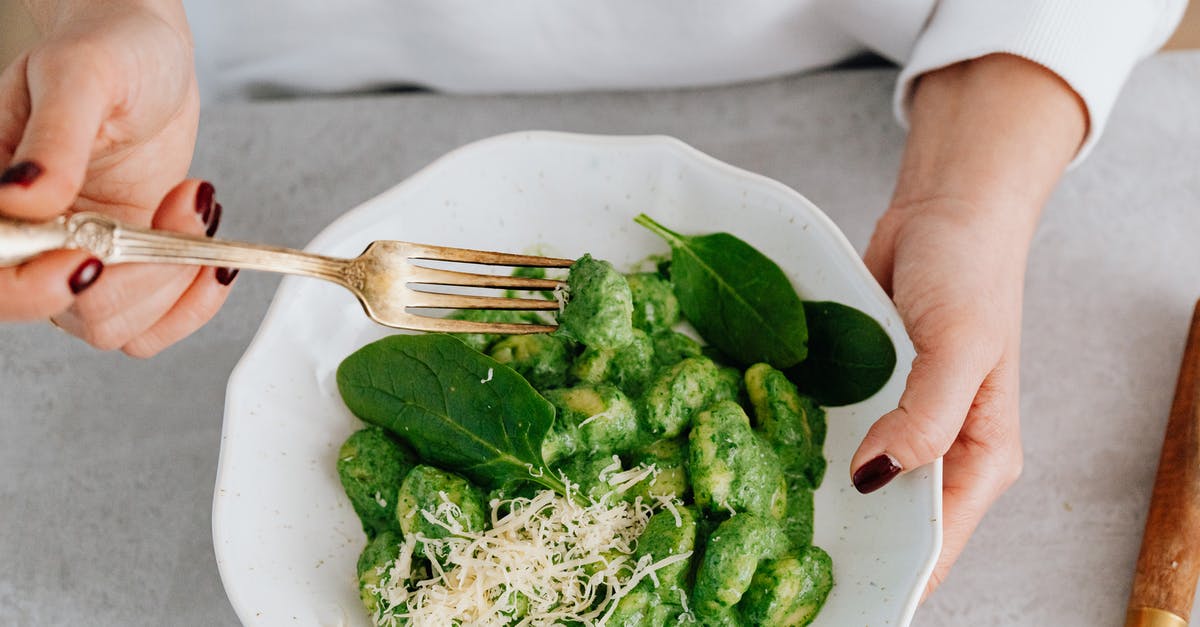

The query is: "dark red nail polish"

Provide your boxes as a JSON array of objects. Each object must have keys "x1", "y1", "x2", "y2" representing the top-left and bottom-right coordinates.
[
  {"x1": 195, "y1": 181, "x2": 215, "y2": 221},
  {"x1": 216, "y1": 267, "x2": 238, "y2": 286},
  {"x1": 68, "y1": 258, "x2": 104, "y2": 294},
  {"x1": 853, "y1": 454, "x2": 902, "y2": 494},
  {"x1": 206, "y1": 203, "x2": 222, "y2": 237},
  {"x1": 0, "y1": 161, "x2": 43, "y2": 187}
]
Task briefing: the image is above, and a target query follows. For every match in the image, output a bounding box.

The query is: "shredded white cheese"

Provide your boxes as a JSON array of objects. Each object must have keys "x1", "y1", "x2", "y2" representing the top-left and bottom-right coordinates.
[
  {"x1": 597, "y1": 456, "x2": 623, "y2": 481},
  {"x1": 597, "y1": 552, "x2": 693, "y2": 625},
  {"x1": 481, "y1": 368, "x2": 494, "y2": 384},
  {"x1": 553, "y1": 284, "x2": 570, "y2": 314},
  {"x1": 374, "y1": 492, "x2": 388, "y2": 508},
  {"x1": 363, "y1": 535, "x2": 419, "y2": 624},
  {"x1": 576, "y1": 410, "x2": 612, "y2": 428},
  {"x1": 656, "y1": 495, "x2": 683, "y2": 528},
  {"x1": 677, "y1": 587, "x2": 695, "y2": 623},
  {"x1": 600, "y1": 460, "x2": 659, "y2": 496},
  {"x1": 367, "y1": 476, "x2": 689, "y2": 626},
  {"x1": 395, "y1": 535, "x2": 417, "y2": 582}
]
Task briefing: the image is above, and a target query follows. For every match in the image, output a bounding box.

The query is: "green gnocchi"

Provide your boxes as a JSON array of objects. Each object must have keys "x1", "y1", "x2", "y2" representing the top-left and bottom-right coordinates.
[
  {"x1": 337, "y1": 248, "x2": 843, "y2": 626},
  {"x1": 395, "y1": 465, "x2": 486, "y2": 561}
]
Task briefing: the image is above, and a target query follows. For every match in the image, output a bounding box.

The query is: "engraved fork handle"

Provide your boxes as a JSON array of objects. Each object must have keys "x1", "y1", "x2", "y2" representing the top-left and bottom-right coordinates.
[{"x1": 0, "y1": 212, "x2": 350, "y2": 285}]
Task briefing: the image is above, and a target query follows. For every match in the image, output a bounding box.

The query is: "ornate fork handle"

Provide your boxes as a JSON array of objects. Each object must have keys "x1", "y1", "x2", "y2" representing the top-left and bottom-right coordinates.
[{"x1": 0, "y1": 212, "x2": 350, "y2": 286}]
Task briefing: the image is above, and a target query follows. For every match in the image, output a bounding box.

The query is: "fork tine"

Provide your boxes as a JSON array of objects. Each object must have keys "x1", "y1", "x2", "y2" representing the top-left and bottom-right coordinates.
[
  {"x1": 401, "y1": 317, "x2": 558, "y2": 335},
  {"x1": 406, "y1": 243, "x2": 575, "y2": 268},
  {"x1": 405, "y1": 291, "x2": 562, "y2": 311},
  {"x1": 407, "y1": 266, "x2": 565, "y2": 291}
]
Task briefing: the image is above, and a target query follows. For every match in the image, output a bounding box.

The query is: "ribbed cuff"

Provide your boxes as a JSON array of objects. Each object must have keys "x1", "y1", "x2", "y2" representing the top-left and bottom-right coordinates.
[{"x1": 894, "y1": 0, "x2": 1186, "y2": 166}]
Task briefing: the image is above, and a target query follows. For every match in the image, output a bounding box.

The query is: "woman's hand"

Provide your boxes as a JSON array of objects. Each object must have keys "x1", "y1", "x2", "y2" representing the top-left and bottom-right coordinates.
[
  {"x1": 850, "y1": 54, "x2": 1087, "y2": 595},
  {"x1": 0, "y1": 0, "x2": 232, "y2": 356},
  {"x1": 858, "y1": 199, "x2": 1032, "y2": 594}
]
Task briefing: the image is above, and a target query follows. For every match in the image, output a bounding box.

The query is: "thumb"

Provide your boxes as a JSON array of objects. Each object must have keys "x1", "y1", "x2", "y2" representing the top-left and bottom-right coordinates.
[
  {"x1": 0, "y1": 51, "x2": 110, "y2": 220},
  {"x1": 850, "y1": 324, "x2": 995, "y2": 493}
]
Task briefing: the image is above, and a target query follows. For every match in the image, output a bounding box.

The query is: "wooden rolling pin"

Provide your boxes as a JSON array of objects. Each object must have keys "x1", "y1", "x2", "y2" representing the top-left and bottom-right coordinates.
[{"x1": 1125, "y1": 300, "x2": 1200, "y2": 627}]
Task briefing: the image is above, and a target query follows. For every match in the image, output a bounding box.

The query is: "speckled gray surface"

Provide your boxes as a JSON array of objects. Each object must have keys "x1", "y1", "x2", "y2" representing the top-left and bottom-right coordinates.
[{"x1": 2, "y1": 52, "x2": 1198, "y2": 626}]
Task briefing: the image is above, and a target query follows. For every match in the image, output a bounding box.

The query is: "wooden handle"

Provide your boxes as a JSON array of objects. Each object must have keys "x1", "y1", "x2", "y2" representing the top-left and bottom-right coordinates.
[{"x1": 1126, "y1": 299, "x2": 1200, "y2": 626}]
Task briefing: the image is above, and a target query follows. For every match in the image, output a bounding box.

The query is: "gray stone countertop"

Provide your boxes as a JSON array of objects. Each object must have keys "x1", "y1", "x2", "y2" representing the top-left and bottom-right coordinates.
[{"x1": 3, "y1": 52, "x2": 1199, "y2": 626}]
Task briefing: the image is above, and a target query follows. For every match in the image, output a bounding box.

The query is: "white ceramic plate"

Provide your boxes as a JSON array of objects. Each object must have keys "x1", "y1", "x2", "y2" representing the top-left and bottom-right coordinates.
[{"x1": 214, "y1": 131, "x2": 940, "y2": 627}]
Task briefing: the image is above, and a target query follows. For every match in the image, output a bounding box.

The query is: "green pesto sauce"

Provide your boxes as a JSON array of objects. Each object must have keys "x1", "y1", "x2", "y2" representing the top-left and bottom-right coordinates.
[{"x1": 339, "y1": 255, "x2": 836, "y2": 626}]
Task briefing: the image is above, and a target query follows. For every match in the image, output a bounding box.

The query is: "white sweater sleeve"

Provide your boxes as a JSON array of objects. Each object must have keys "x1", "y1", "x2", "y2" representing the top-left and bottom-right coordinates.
[{"x1": 891, "y1": 0, "x2": 1186, "y2": 163}]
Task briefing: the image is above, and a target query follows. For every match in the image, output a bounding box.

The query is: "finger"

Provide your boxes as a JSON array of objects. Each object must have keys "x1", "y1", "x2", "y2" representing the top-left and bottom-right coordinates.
[
  {"x1": 923, "y1": 435, "x2": 1023, "y2": 598},
  {"x1": 122, "y1": 180, "x2": 232, "y2": 358},
  {"x1": 0, "y1": 55, "x2": 31, "y2": 167},
  {"x1": 0, "y1": 50, "x2": 110, "y2": 220},
  {"x1": 850, "y1": 323, "x2": 998, "y2": 493},
  {"x1": 122, "y1": 265, "x2": 236, "y2": 358},
  {"x1": 54, "y1": 260, "x2": 197, "y2": 349},
  {"x1": 58, "y1": 180, "x2": 217, "y2": 349},
  {"x1": 0, "y1": 250, "x2": 101, "y2": 320},
  {"x1": 863, "y1": 212, "x2": 898, "y2": 296},
  {"x1": 152, "y1": 179, "x2": 217, "y2": 234}
]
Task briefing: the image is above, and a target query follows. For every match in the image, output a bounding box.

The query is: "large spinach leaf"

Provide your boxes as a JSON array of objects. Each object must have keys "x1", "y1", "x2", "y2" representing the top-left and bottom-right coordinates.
[
  {"x1": 785, "y1": 301, "x2": 896, "y2": 406},
  {"x1": 634, "y1": 214, "x2": 808, "y2": 368},
  {"x1": 336, "y1": 334, "x2": 566, "y2": 493}
]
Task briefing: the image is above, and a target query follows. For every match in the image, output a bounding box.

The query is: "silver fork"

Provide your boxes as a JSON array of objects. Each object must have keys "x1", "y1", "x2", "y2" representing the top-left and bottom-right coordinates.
[{"x1": 0, "y1": 212, "x2": 572, "y2": 334}]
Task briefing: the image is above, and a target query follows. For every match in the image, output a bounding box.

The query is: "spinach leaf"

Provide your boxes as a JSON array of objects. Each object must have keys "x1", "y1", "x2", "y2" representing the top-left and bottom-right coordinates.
[
  {"x1": 634, "y1": 214, "x2": 808, "y2": 368},
  {"x1": 336, "y1": 334, "x2": 566, "y2": 493},
  {"x1": 785, "y1": 301, "x2": 896, "y2": 406}
]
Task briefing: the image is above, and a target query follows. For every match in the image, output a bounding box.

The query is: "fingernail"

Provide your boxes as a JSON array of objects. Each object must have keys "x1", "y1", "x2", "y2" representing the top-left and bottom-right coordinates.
[
  {"x1": 853, "y1": 454, "x2": 902, "y2": 494},
  {"x1": 206, "y1": 203, "x2": 223, "y2": 237},
  {"x1": 195, "y1": 181, "x2": 215, "y2": 223},
  {"x1": 68, "y1": 258, "x2": 104, "y2": 294},
  {"x1": 0, "y1": 161, "x2": 43, "y2": 187},
  {"x1": 216, "y1": 267, "x2": 239, "y2": 286}
]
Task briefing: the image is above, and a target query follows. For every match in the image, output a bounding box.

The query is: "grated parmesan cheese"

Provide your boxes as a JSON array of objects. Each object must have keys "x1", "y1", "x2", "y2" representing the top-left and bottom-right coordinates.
[
  {"x1": 600, "y1": 460, "x2": 659, "y2": 496},
  {"x1": 676, "y1": 587, "x2": 694, "y2": 623},
  {"x1": 367, "y1": 476, "x2": 690, "y2": 626},
  {"x1": 576, "y1": 410, "x2": 612, "y2": 428},
  {"x1": 597, "y1": 456, "x2": 623, "y2": 480},
  {"x1": 597, "y1": 551, "x2": 694, "y2": 625},
  {"x1": 656, "y1": 495, "x2": 683, "y2": 528},
  {"x1": 553, "y1": 284, "x2": 570, "y2": 314}
]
